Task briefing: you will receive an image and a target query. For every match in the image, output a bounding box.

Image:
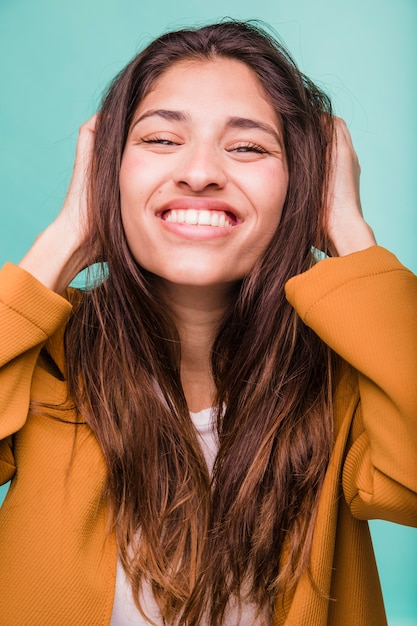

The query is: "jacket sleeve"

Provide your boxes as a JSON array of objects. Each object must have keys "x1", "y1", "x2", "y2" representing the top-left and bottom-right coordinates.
[
  {"x1": 0, "y1": 262, "x2": 72, "y2": 484},
  {"x1": 285, "y1": 246, "x2": 417, "y2": 526}
]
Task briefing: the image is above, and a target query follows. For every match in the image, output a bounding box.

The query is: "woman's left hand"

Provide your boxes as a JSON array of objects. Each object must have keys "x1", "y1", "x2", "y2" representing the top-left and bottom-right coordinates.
[{"x1": 326, "y1": 118, "x2": 377, "y2": 256}]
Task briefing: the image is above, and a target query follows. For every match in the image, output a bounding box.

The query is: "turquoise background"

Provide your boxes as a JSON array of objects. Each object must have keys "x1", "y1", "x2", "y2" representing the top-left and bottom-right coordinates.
[{"x1": 0, "y1": 0, "x2": 416, "y2": 623}]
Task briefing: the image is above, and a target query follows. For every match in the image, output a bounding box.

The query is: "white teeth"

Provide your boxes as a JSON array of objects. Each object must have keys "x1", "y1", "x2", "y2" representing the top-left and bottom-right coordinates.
[
  {"x1": 197, "y1": 210, "x2": 212, "y2": 225},
  {"x1": 185, "y1": 209, "x2": 198, "y2": 224},
  {"x1": 210, "y1": 212, "x2": 219, "y2": 226},
  {"x1": 164, "y1": 209, "x2": 233, "y2": 227}
]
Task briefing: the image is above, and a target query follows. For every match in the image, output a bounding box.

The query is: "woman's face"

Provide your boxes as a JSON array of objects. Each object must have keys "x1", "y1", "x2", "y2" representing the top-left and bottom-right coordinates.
[{"x1": 120, "y1": 57, "x2": 288, "y2": 289}]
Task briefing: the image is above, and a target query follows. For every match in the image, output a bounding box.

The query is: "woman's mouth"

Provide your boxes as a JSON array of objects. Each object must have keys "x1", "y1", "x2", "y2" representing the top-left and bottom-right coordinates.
[{"x1": 162, "y1": 208, "x2": 235, "y2": 227}]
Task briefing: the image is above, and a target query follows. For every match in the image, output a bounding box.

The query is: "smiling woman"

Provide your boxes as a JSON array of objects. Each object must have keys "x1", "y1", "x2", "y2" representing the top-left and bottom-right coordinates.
[
  {"x1": 120, "y1": 58, "x2": 288, "y2": 287},
  {"x1": 0, "y1": 20, "x2": 416, "y2": 626}
]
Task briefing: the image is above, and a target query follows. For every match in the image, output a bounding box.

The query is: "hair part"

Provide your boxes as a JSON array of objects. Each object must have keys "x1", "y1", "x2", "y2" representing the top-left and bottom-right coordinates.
[{"x1": 65, "y1": 19, "x2": 336, "y2": 624}]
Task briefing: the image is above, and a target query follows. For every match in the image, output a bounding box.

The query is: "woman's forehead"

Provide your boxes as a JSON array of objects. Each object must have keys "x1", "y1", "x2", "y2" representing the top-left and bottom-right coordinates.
[{"x1": 133, "y1": 57, "x2": 280, "y2": 130}]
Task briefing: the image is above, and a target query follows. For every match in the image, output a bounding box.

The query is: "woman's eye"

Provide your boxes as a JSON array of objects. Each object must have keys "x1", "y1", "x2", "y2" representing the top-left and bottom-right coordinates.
[
  {"x1": 141, "y1": 137, "x2": 178, "y2": 146},
  {"x1": 230, "y1": 143, "x2": 268, "y2": 154}
]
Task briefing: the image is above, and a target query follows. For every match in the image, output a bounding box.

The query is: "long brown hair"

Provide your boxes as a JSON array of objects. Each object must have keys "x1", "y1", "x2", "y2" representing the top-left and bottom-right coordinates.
[{"x1": 65, "y1": 20, "x2": 336, "y2": 624}]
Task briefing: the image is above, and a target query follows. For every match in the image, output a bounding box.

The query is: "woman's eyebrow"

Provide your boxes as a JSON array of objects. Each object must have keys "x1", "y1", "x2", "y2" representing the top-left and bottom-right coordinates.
[
  {"x1": 132, "y1": 109, "x2": 187, "y2": 128},
  {"x1": 131, "y1": 110, "x2": 282, "y2": 146},
  {"x1": 226, "y1": 117, "x2": 282, "y2": 145}
]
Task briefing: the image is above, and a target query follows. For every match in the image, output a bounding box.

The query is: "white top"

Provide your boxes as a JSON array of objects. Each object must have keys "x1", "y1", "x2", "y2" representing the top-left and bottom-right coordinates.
[{"x1": 110, "y1": 408, "x2": 269, "y2": 625}]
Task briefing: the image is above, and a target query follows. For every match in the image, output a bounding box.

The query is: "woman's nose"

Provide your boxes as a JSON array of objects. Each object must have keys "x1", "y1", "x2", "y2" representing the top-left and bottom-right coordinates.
[{"x1": 173, "y1": 143, "x2": 227, "y2": 192}]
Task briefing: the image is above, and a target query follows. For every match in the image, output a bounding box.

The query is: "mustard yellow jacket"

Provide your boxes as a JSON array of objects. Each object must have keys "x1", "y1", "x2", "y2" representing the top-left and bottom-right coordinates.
[{"x1": 0, "y1": 246, "x2": 416, "y2": 625}]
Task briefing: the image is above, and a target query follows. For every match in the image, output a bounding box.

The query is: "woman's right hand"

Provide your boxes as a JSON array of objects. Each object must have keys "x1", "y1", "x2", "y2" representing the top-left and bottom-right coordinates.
[{"x1": 18, "y1": 114, "x2": 98, "y2": 293}]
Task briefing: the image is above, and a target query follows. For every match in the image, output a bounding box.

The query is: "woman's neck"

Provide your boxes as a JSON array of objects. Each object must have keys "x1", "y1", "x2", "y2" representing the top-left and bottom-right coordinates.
[{"x1": 158, "y1": 282, "x2": 234, "y2": 412}]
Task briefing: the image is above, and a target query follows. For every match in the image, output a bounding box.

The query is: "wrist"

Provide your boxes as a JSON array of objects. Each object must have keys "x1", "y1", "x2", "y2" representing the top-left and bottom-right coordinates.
[
  {"x1": 18, "y1": 220, "x2": 86, "y2": 293},
  {"x1": 329, "y1": 218, "x2": 377, "y2": 257}
]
